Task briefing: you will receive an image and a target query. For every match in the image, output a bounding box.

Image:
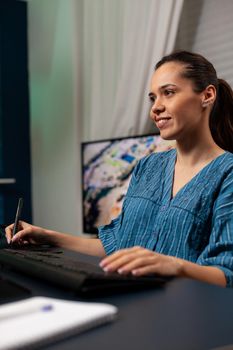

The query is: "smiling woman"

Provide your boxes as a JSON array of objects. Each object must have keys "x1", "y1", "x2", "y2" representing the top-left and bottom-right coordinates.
[
  {"x1": 153, "y1": 51, "x2": 233, "y2": 153},
  {"x1": 4, "y1": 51, "x2": 233, "y2": 288}
]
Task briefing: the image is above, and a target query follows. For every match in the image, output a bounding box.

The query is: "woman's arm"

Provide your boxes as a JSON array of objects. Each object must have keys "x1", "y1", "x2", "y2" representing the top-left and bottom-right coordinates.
[
  {"x1": 99, "y1": 246, "x2": 226, "y2": 287},
  {"x1": 47, "y1": 229, "x2": 106, "y2": 257},
  {"x1": 177, "y1": 259, "x2": 226, "y2": 287},
  {"x1": 5, "y1": 221, "x2": 106, "y2": 257}
]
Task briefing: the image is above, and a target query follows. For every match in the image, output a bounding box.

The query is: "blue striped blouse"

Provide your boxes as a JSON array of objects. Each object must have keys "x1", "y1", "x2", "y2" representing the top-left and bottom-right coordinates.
[{"x1": 98, "y1": 149, "x2": 233, "y2": 286}]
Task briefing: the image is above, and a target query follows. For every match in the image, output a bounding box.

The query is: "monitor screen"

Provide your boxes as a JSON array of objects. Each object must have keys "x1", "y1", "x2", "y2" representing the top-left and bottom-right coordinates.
[{"x1": 81, "y1": 133, "x2": 175, "y2": 234}]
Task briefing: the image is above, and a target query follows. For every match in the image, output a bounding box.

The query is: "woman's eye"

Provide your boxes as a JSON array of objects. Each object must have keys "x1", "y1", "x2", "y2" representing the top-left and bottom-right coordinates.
[
  {"x1": 164, "y1": 90, "x2": 175, "y2": 96},
  {"x1": 149, "y1": 96, "x2": 156, "y2": 103}
]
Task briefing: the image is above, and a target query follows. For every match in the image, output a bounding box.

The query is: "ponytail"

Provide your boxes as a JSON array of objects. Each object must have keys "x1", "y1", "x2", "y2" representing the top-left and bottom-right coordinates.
[{"x1": 210, "y1": 79, "x2": 233, "y2": 153}]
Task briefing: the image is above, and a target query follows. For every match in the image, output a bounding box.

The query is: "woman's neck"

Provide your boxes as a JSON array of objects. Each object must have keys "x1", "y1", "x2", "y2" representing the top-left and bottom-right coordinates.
[{"x1": 175, "y1": 139, "x2": 225, "y2": 168}]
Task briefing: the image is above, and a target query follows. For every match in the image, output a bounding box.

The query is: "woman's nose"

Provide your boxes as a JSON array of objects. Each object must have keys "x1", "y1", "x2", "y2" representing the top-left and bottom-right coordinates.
[{"x1": 151, "y1": 100, "x2": 165, "y2": 115}]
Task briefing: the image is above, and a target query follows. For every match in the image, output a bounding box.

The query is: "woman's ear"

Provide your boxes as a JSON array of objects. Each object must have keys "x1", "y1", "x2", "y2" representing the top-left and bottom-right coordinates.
[{"x1": 202, "y1": 85, "x2": 216, "y2": 108}]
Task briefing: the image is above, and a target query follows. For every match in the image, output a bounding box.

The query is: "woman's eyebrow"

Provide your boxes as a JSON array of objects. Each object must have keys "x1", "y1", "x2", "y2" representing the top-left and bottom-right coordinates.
[
  {"x1": 160, "y1": 83, "x2": 177, "y2": 89},
  {"x1": 148, "y1": 84, "x2": 177, "y2": 97}
]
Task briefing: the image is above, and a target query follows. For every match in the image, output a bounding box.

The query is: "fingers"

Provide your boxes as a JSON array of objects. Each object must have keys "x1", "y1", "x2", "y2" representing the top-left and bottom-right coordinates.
[
  {"x1": 5, "y1": 223, "x2": 15, "y2": 244},
  {"x1": 100, "y1": 247, "x2": 156, "y2": 274},
  {"x1": 11, "y1": 228, "x2": 30, "y2": 243},
  {"x1": 99, "y1": 247, "x2": 183, "y2": 277},
  {"x1": 100, "y1": 246, "x2": 143, "y2": 269},
  {"x1": 5, "y1": 221, "x2": 30, "y2": 244},
  {"x1": 10, "y1": 223, "x2": 50, "y2": 246},
  {"x1": 118, "y1": 256, "x2": 157, "y2": 275}
]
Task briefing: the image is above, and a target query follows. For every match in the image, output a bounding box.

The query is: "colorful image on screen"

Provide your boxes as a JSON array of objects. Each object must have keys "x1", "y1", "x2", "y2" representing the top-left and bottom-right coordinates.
[{"x1": 82, "y1": 134, "x2": 175, "y2": 234}]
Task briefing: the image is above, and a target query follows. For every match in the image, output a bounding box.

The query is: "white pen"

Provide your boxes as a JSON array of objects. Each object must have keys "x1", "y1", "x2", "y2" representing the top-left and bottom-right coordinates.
[{"x1": 0, "y1": 302, "x2": 53, "y2": 321}]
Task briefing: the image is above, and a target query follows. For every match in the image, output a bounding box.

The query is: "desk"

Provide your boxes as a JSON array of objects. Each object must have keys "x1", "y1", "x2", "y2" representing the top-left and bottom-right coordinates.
[{"x1": 1, "y1": 255, "x2": 233, "y2": 350}]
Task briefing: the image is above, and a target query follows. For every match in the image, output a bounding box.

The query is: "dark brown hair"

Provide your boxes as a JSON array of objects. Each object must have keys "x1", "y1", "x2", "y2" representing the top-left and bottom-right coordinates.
[{"x1": 155, "y1": 51, "x2": 233, "y2": 153}]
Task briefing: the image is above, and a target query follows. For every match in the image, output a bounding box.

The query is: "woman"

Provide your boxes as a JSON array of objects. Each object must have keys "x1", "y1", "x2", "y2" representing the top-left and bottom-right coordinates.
[{"x1": 5, "y1": 51, "x2": 233, "y2": 287}]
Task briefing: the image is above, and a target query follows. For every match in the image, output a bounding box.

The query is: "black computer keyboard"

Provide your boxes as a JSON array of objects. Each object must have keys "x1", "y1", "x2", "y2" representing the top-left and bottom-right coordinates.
[{"x1": 0, "y1": 247, "x2": 171, "y2": 295}]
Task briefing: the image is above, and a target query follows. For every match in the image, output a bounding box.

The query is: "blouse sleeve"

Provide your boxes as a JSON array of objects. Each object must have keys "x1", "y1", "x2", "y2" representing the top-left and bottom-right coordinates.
[
  {"x1": 196, "y1": 170, "x2": 233, "y2": 287},
  {"x1": 98, "y1": 156, "x2": 145, "y2": 255}
]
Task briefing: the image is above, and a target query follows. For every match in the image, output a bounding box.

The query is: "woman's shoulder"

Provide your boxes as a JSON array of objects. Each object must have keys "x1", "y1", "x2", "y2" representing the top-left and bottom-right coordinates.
[
  {"x1": 224, "y1": 151, "x2": 233, "y2": 162},
  {"x1": 219, "y1": 151, "x2": 233, "y2": 174},
  {"x1": 210, "y1": 152, "x2": 233, "y2": 195}
]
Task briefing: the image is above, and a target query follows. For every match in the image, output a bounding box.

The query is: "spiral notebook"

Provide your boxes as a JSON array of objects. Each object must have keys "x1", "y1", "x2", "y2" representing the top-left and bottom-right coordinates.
[{"x1": 0, "y1": 296, "x2": 118, "y2": 349}]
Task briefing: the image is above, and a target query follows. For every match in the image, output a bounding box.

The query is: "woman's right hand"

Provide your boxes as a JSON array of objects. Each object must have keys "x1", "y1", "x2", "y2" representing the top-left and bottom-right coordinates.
[
  {"x1": 5, "y1": 221, "x2": 53, "y2": 246},
  {"x1": 5, "y1": 221, "x2": 105, "y2": 256}
]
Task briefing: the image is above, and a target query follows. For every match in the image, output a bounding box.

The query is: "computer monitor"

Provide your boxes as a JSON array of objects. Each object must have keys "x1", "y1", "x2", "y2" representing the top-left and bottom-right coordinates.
[{"x1": 81, "y1": 133, "x2": 174, "y2": 235}]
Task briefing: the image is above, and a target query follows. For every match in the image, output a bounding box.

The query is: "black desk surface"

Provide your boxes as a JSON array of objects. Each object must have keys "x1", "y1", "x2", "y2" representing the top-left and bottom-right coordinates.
[{"x1": 1, "y1": 252, "x2": 233, "y2": 350}]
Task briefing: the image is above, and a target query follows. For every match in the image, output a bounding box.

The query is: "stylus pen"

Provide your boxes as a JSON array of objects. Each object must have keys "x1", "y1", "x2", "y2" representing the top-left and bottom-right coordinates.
[{"x1": 12, "y1": 197, "x2": 23, "y2": 236}]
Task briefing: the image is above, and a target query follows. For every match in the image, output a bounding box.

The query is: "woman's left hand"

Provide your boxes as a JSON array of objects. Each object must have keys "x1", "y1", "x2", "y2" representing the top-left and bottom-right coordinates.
[{"x1": 99, "y1": 246, "x2": 183, "y2": 277}]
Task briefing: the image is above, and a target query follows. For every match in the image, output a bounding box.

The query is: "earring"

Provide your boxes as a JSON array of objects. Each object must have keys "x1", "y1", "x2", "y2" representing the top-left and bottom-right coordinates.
[{"x1": 202, "y1": 100, "x2": 213, "y2": 108}]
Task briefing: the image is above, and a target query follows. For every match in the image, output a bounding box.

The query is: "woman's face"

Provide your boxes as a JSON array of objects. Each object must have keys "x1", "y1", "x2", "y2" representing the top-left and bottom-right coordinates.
[{"x1": 149, "y1": 62, "x2": 205, "y2": 142}]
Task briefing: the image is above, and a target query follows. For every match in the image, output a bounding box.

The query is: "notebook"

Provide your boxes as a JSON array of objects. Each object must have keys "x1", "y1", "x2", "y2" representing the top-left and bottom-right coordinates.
[
  {"x1": 0, "y1": 246, "x2": 171, "y2": 295},
  {"x1": 0, "y1": 296, "x2": 117, "y2": 350}
]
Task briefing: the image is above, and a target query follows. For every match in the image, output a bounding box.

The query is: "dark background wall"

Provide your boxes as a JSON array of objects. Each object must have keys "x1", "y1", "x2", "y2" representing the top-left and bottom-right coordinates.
[{"x1": 0, "y1": 0, "x2": 32, "y2": 224}]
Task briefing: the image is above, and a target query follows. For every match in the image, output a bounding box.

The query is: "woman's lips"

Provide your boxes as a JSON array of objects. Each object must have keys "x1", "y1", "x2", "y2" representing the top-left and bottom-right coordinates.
[{"x1": 156, "y1": 118, "x2": 171, "y2": 129}]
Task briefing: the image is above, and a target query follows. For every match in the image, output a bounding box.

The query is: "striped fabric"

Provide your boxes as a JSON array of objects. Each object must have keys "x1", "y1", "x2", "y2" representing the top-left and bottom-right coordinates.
[{"x1": 98, "y1": 149, "x2": 233, "y2": 286}]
